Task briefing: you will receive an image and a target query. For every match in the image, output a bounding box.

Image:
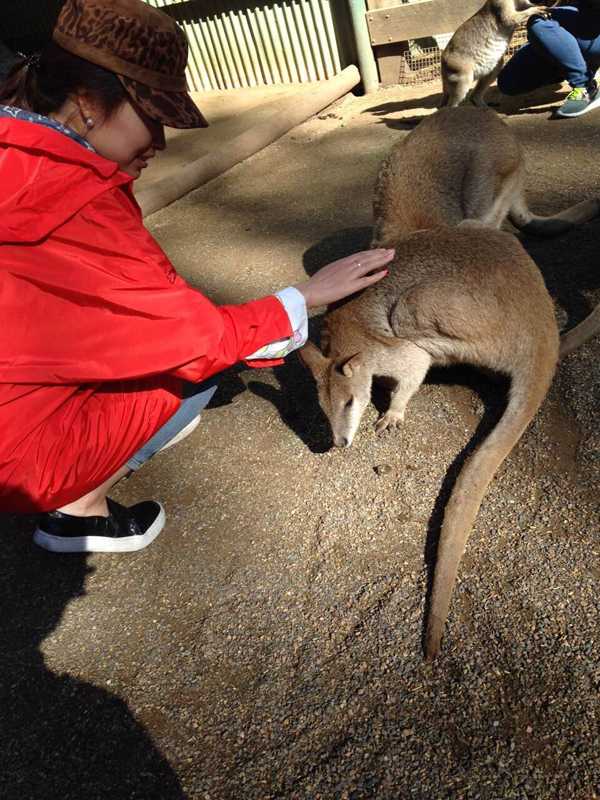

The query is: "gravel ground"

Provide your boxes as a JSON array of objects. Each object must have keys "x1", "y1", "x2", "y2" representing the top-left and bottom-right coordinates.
[{"x1": 2, "y1": 83, "x2": 599, "y2": 799}]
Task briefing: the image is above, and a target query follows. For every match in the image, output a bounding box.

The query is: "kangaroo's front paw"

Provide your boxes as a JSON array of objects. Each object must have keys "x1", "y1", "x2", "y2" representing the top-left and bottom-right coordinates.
[{"x1": 374, "y1": 410, "x2": 404, "y2": 434}]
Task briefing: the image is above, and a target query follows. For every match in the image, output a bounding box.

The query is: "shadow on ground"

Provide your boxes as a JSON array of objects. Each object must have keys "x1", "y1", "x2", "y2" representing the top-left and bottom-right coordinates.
[{"x1": 0, "y1": 514, "x2": 184, "y2": 799}]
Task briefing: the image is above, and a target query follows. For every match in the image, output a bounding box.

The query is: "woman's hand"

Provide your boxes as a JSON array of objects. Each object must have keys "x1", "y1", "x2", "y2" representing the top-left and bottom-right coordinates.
[{"x1": 294, "y1": 248, "x2": 395, "y2": 309}]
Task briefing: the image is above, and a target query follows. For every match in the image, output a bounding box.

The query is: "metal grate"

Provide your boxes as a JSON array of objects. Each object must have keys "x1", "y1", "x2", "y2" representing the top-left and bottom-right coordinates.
[
  {"x1": 396, "y1": 25, "x2": 528, "y2": 86},
  {"x1": 145, "y1": 0, "x2": 344, "y2": 91}
]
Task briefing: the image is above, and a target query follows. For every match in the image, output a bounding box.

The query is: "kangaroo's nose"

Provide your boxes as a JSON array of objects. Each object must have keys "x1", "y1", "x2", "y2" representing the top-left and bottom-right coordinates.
[{"x1": 335, "y1": 436, "x2": 349, "y2": 448}]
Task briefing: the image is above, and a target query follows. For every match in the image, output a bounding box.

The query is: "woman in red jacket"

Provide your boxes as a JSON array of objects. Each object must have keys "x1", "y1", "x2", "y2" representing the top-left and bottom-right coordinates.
[{"x1": 0, "y1": 0, "x2": 393, "y2": 553}]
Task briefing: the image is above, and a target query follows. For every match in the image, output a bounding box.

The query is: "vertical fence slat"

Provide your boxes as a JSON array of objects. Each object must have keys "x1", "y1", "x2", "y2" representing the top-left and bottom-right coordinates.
[
  {"x1": 182, "y1": 20, "x2": 204, "y2": 90},
  {"x1": 194, "y1": 21, "x2": 221, "y2": 90},
  {"x1": 214, "y1": 16, "x2": 242, "y2": 87},
  {"x1": 291, "y1": 1, "x2": 318, "y2": 81},
  {"x1": 228, "y1": 11, "x2": 256, "y2": 87},
  {"x1": 220, "y1": 13, "x2": 248, "y2": 87},
  {"x1": 282, "y1": 2, "x2": 309, "y2": 83},
  {"x1": 246, "y1": 10, "x2": 273, "y2": 84},
  {"x1": 300, "y1": 0, "x2": 326, "y2": 80},
  {"x1": 264, "y1": 6, "x2": 291, "y2": 84},
  {"x1": 319, "y1": 0, "x2": 342, "y2": 74},
  {"x1": 309, "y1": 0, "x2": 334, "y2": 78},
  {"x1": 239, "y1": 11, "x2": 264, "y2": 86},
  {"x1": 255, "y1": 8, "x2": 283, "y2": 84},
  {"x1": 273, "y1": 4, "x2": 300, "y2": 84},
  {"x1": 205, "y1": 18, "x2": 231, "y2": 89}
]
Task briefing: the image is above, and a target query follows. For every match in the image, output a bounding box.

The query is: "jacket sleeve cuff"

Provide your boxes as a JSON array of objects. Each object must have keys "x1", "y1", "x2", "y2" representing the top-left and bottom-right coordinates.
[{"x1": 244, "y1": 286, "x2": 308, "y2": 362}]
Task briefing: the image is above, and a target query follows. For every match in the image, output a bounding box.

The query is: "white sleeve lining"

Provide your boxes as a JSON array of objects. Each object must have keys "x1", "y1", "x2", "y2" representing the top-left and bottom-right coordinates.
[{"x1": 245, "y1": 286, "x2": 308, "y2": 361}]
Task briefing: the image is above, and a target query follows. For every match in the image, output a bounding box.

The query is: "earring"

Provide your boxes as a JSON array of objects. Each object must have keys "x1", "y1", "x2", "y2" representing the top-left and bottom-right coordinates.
[{"x1": 85, "y1": 118, "x2": 94, "y2": 129}]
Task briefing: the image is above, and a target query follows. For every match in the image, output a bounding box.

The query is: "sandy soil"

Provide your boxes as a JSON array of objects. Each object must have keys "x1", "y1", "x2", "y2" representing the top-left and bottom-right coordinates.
[{"x1": 3, "y1": 81, "x2": 600, "y2": 799}]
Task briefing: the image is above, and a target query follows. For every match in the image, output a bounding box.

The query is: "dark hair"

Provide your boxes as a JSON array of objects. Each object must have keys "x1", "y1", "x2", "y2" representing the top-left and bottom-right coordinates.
[{"x1": 0, "y1": 41, "x2": 126, "y2": 118}]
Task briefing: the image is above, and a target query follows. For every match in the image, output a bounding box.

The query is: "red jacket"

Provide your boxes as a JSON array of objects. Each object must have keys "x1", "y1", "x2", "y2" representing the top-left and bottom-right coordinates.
[{"x1": 0, "y1": 119, "x2": 291, "y2": 513}]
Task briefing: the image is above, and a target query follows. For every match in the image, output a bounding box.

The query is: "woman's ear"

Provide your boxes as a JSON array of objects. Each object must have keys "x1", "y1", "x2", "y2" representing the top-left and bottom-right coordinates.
[{"x1": 74, "y1": 90, "x2": 103, "y2": 130}]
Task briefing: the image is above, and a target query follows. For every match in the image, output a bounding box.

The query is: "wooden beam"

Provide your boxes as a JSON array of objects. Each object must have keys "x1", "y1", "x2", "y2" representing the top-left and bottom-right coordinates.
[{"x1": 366, "y1": 0, "x2": 482, "y2": 47}]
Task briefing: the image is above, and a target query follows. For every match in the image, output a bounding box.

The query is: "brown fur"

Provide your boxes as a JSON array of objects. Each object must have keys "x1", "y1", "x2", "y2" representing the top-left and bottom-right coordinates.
[
  {"x1": 301, "y1": 227, "x2": 559, "y2": 659},
  {"x1": 372, "y1": 106, "x2": 600, "y2": 244},
  {"x1": 440, "y1": 0, "x2": 557, "y2": 108}
]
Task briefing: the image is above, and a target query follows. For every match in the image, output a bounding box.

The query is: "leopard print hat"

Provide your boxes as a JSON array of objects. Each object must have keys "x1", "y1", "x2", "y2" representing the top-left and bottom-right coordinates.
[{"x1": 53, "y1": 0, "x2": 208, "y2": 129}]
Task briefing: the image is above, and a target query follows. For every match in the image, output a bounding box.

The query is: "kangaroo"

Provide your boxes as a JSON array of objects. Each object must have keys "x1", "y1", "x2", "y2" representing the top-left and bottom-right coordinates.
[
  {"x1": 372, "y1": 106, "x2": 600, "y2": 244},
  {"x1": 301, "y1": 226, "x2": 559, "y2": 659},
  {"x1": 440, "y1": 0, "x2": 557, "y2": 108}
]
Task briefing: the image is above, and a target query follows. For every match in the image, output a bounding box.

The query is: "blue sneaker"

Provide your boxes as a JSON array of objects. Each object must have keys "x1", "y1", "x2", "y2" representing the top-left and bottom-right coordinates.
[{"x1": 556, "y1": 81, "x2": 600, "y2": 118}]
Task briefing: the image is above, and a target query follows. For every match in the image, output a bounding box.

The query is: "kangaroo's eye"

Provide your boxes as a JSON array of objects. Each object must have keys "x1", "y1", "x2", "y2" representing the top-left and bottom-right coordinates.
[{"x1": 345, "y1": 397, "x2": 354, "y2": 409}]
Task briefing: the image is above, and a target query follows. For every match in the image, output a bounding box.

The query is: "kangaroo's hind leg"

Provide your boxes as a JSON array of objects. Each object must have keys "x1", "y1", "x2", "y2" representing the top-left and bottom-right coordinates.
[
  {"x1": 374, "y1": 343, "x2": 432, "y2": 433},
  {"x1": 462, "y1": 156, "x2": 524, "y2": 229}
]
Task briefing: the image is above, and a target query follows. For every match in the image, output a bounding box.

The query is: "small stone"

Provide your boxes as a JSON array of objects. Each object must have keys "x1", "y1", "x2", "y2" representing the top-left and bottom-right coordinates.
[{"x1": 374, "y1": 464, "x2": 393, "y2": 476}]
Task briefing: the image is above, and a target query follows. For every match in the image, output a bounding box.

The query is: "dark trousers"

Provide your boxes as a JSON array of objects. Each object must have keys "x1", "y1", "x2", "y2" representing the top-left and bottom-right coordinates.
[{"x1": 498, "y1": 5, "x2": 600, "y2": 95}]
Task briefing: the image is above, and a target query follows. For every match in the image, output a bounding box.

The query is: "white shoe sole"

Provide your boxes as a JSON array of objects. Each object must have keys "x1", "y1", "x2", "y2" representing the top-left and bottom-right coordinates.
[{"x1": 33, "y1": 504, "x2": 166, "y2": 553}]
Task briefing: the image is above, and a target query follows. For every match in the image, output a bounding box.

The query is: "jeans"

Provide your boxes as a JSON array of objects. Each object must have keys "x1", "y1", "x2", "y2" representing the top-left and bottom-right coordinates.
[
  {"x1": 126, "y1": 376, "x2": 219, "y2": 471},
  {"x1": 498, "y1": 5, "x2": 600, "y2": 95}
]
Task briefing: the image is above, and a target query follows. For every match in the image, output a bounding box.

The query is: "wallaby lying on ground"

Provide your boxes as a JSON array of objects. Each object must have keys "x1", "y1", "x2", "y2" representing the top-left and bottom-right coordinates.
[
  {"x1": 301, "y1": 226, "x2": 560, "y2": 659},
  {"x1": 440, "y1": 0, "x2": 557, "y2": 108},
  {"x1": 372, "y1": 106, "x2": 600, "y2": 245}
]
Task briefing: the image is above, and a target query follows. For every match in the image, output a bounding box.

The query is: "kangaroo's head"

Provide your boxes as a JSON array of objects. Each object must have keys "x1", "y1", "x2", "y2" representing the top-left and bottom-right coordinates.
[{"x1": 300, "y1": 341, "x2": 372, "y2": 448}]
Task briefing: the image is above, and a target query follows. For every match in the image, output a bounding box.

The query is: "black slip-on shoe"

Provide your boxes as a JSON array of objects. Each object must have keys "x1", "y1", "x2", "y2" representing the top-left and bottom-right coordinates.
[{"x1": 33, "y1": 498, "x2": 165, "y2": 553}]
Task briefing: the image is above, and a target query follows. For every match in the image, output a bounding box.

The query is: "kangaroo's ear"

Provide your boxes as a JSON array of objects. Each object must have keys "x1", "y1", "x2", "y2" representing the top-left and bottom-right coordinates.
[
  {"x1": 299, "y1": 341, "x2": 331, "y2": 379},
  {"x1": 340, "y1": 353, "x2": 362, "y2": 378}
]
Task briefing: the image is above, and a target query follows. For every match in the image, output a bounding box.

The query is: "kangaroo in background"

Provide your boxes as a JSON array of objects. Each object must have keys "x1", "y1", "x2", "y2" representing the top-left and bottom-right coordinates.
[
  {"x1": 300, "y1": 107, "x2": 599, "y2": 659},
  {"x1": 372, "y1": 106, "x2": 600, "y2": 245},
  {"x1": 440, "y1": 0, "x2": 557, "y2": 108}
]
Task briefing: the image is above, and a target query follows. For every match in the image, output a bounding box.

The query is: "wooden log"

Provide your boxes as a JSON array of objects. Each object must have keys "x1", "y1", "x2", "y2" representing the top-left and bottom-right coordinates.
[
  {"x1": 136, "y1": 66, "x2": 361, "y2": 217},
  {"x1": 366, "y1": 0, "x2": 482, "y2": 46}
]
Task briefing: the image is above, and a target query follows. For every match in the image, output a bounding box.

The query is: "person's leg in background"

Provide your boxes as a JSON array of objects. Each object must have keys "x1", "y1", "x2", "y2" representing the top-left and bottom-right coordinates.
[
  {"x1": 497, "y1": 34, "x2": 566, "y2": 98},
  {"x1": 498, "y1": 6, "x2": 600, "y2": 116},
  {"x1": 498, "y1": 5, "x2": 600, "y2": 116},
  {"x1": 34, "y1": 376, "x2": 220, "y2": 554}
]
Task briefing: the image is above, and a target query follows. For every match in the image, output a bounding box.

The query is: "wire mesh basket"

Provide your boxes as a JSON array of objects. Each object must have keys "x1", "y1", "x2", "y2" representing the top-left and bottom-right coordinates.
[{"x1": 397, "y1": 25, "x2": 528, "y2": 86}]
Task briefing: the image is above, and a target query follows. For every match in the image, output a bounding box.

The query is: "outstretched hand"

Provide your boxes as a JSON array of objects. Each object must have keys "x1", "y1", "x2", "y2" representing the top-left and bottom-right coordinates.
[{"x1": 294, "y1": 248, "x2": 395, "y2": 309}]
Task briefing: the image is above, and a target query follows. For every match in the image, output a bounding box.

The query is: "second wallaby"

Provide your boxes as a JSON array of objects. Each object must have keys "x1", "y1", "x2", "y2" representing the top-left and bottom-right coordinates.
[
  {"x1": 372, "y1": 106, "x2": 600, "y2": 246},
  {"x1": 440, "y1": 0, "x2": 557, "y2": 108}
]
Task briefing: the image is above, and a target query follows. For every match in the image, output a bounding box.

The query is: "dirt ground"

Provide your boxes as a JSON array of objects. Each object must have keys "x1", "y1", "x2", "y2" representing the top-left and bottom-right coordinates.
[{"x1": 3, "y1": 81, "x2": 600, "y2": 799}]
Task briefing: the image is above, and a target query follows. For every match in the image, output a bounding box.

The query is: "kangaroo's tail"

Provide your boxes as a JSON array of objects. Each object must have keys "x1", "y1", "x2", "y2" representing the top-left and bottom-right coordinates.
[
  {"x1": 508, "y1": 196, "x2": 600, "y2": 237},
  {"x1": 425, "y1": 346, "x2": 557, "y2": 660},
  {"x1": 560, "y1": 304, "x2": 600, "y2": 359}
]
